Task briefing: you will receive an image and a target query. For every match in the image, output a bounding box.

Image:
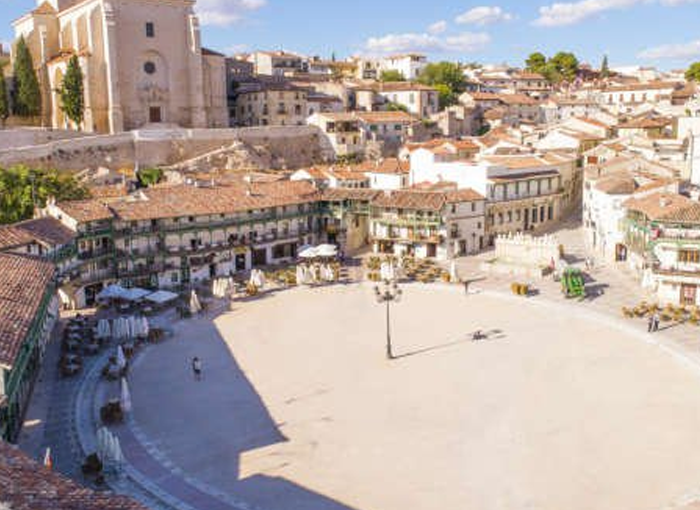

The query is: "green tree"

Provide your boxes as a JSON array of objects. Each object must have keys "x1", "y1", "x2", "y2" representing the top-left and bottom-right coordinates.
[
  {"x1": 417, "y1": 62, "x2": 465, "y2": 108},
  {"x1": 525, "y1": 52, "x2": 547, "y2": 74},
  {"x1": 600, "y1": 55, "x2": 610, "y2": 78},
  {"x1": 380, "y1": 69, "x2": 405, "y2": 82},
  {"x1": 686, "y1": 62, "x2": 700, "y2": 82},
  {"x1": 385, "y1": 101, "x2": 409, "y2": 113},
  {"x1": 137, "y1": 167, "x2": 164, "y2": 187},
  {"x1": 12, "y1": 36, "x2": 41, "y2": 117},
  {"x1": 0, "y1": 166, "x2": 89, "y2": 224},
  {"x1": 0, "y1": 66, "x2": 9, "y2": 125},
  {"x1": 547, "y1": 52, "x2": 579, "y2": 82},
  {"x1": 59, "y1": 55, "x2": 84, "y2": 128}
]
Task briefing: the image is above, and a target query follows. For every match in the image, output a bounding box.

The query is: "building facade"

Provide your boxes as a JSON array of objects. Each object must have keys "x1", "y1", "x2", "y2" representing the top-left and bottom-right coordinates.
[
  {"x1": 12, "y1": 0, "x2": 227, "y2": 132},
  {"x1": 0, "y1": 253, "x2": 57, "y2": 442}
]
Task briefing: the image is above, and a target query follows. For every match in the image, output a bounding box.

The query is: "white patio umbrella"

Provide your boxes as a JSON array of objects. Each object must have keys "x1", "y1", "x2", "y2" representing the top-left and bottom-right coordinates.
[
  {"x1": 112, "y1": 436, "x2": 124, "y2": 466},
  {"x1": 140, "y1": 316, "x2": 149, "y2": 338},
  {"x1": 189, "y1": 290, "x2": 202, "y2": 314},
  {"x1": 116, "y1": 345, "x2": 127, "y2": 370},
  {"x1": 120, "y1": 378, "x2": 132, "y2": 414},
  {"x1": 298, "y1": 246, "x2": 317, "y2": 259},
  {"x1": 316, "y1": 244, "x2": 338, "y2": 258},
  {"x1": 96, "y1": 427, "x2": 109, "y2": 462}
]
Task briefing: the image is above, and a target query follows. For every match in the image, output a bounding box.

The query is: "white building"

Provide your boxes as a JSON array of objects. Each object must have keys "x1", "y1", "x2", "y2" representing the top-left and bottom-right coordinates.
[{"x1": 379, "y1": 54, "x2": 427, "y2": 80}]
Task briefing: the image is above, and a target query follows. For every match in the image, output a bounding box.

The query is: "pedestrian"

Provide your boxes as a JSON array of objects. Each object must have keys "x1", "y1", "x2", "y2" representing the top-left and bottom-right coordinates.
[
  {"x1": 192, "y1": 357, "x2": 202, "y2": 381},
  {"x1": 653, "y1": 313, "x2": 660, "y2": 332},
  {"x1": 647, "y1": 315, "x2": 654, "y2": 333}
]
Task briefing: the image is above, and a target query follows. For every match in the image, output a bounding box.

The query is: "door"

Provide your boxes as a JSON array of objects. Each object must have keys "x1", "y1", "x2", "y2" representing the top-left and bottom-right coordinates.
[
  {"x1": 681, "y1": 284, "x2": 697, "y2": 306},
  {"x1": 149, "y1": 106, "x2": 162, "y2": 123},
  {"x1": 252, "y1": 248, "x2": 267, "y2": 267}
]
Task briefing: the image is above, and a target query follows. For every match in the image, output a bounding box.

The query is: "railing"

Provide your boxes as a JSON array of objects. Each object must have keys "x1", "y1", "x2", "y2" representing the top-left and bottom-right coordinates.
[
  {"x1": 77, "y1": 248, "x2": 114, "y2": 261},
  {"x1": 371, "y1": 214, "x2": 442, "y2": 227},
  {"x1": 154, "y1": 210, "x2": 317, "y2": 234}
]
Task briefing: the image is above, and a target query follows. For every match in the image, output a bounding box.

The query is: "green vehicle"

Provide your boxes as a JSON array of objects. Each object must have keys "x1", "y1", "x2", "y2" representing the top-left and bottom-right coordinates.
[{"x1": 561, "y1": 267, "x2": 585, "y2": 298}]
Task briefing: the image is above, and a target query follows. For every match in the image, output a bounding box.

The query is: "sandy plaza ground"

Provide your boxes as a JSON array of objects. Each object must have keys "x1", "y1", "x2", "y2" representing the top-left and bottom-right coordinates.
[{"x1": 127, "y1": 283, "x2": 700, "y2": 510}]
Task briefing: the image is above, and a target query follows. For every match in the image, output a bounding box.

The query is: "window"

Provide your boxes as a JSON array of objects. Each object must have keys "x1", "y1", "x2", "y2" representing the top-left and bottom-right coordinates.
[
  {"x1": 679, "y1": 250, "x2": 700, "y2": 264},
  {"x1": 145, "y1": 22, "x2": 155, "y2": 38},
  {"x1": 144, "y1": 61, "x2": 156, "y2": 75}
]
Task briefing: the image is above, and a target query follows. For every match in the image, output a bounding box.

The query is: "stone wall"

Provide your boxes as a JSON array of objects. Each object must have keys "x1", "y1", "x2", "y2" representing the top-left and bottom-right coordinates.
[
  {"x1": 495, "y1": 233, "x2": 560, "y2": 267},
  {"x1": 0, "y1": 127, "x2": 87, "y2": 150},
  {"x1": 0, "y1": 126, "x2": 335, "y2": 171}
]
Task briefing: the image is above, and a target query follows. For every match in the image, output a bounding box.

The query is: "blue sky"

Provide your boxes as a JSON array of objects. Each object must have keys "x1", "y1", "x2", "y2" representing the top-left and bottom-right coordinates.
[{"x1": 3, "y1": 0, "x2": 700, "y2": 69}]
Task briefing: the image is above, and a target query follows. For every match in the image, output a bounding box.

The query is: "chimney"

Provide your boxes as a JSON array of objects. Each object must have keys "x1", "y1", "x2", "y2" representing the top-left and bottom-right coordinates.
[{"x1": 659, "y1": 196, "x2": 671, "y2": 208}]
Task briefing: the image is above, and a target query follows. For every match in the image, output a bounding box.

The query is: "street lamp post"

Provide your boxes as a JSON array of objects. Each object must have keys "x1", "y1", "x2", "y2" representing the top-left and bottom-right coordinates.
[{"x1": 374, "y1": 279, "x2": 402, "y2": 360}]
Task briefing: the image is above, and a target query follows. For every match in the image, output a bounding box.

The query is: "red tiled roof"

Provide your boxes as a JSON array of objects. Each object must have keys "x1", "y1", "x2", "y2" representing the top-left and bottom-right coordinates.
[
  {"x1": 0, "y1": 217, "x2": 75, "y2": 250},
  {"x1": 0, "y1": 253, "x2": 54, "y2": 368},
  {"x1": 0, "y1": 441, "x2": 148, "y2": 510}
]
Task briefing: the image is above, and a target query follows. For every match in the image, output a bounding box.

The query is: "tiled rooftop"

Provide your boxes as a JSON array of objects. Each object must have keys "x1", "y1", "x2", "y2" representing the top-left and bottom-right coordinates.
[
  {"x1": 0, "y1": 253, "x2": 54, "y2": 368},
  {"x1": 0, "y1": 441, "x2": 147, "y2": 510}
]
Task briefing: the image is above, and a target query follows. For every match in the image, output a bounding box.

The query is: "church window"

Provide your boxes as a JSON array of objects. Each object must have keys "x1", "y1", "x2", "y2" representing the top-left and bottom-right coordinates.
[
  {"x1": 144, "y1": 61, "x2": 156, "y2": 75},
  {"x1": 146, "y1": 22, "x2": 155, "y2": 38}
]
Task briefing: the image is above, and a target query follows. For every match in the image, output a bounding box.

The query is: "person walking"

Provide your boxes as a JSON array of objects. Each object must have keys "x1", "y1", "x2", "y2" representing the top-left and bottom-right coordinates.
[
  {"x1": 192, "y1": 357, "x2": 202, "y2": 381},
  {"x1": 647, "y1": 315, "x2": 654, "y2": 333},
  {"x1": 653, "y1": 313, "x2": 660, "y2": 332}
]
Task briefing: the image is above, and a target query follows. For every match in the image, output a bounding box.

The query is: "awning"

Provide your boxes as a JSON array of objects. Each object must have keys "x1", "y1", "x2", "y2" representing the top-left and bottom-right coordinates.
[{"x1": 144, "y1": 290, "x2": 179, "y2": 304}]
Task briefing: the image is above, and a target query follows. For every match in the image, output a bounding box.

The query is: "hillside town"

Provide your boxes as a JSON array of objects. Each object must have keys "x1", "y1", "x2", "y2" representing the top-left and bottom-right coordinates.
[{"x1": 4, "y1": 1, "x2": 700, "y2": 509}]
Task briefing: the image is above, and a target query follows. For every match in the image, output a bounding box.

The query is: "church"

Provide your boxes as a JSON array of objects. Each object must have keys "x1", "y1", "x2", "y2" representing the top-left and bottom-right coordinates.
[{"x1": 12, "y1": 0, "x2": 228, "y2": 133}]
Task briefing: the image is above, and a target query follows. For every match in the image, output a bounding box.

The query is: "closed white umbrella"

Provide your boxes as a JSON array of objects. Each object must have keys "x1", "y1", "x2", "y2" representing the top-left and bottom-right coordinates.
[
  {"x1": 96, "y1": 427, "x2": 108, "y2": 462},
  {"x1": 140, "y1": 316, "x2": 149, "y2": 338},
  {"x1": 450, "y1": 260, "x2": 458, "y2": 283},
  {"x1": 113, "y1": 436, "x2": 124, "y2": 466},
  {"x1": 120, "y1": 377, "x2": 132, "y2": 414},
  {"x1": 116, "y1": 345, "x2": 126, "y2": 370},
  {"x1": 189, "y1": 290, "x2": 202, "y2": 314}
]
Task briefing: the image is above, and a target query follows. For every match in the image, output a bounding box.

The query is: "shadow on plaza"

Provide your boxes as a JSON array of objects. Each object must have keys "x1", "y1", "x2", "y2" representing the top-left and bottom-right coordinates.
[{"x1": 128, "y1": 304, "x2": 360, "y2": 510}]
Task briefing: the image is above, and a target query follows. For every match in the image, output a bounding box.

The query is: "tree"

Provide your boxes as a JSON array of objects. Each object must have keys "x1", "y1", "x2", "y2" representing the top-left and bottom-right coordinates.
[
  {"x1": 600, "y1": 55, "x2": 610, "y2": 78},
  {"x1": 0, "y1": 166, "x2": 89, "y2": 224},
  {"x1": 12, "y1": 36, "x2": 41, "y2": 117},
  {"x1": 59, "y1": 55, "x2": 84, "y2": 128},
  {"x1": 137, "y1": 167, "x2": 164, "y2": 187},
  {"x1": 417, "y1": 62, "x2": 465, "y2": 108},
  {"x1": 385, "y1": 102, "x2": 409, "y2": 113},
  {"x1": 525, "y1": 52, "x2": 547, "y2": 74},
  {"x1": 0, "y1": 66, "x2": 9, "y2": 125},
  {"x1": 547, "y1": 52, "x2": 579, "y2": 82},
  {"x1": 380, "y1": 70, "x2": 405, "y2": 82},
  {"x1": 686, "y1": 62, "x2": 700, "y2": 82}
]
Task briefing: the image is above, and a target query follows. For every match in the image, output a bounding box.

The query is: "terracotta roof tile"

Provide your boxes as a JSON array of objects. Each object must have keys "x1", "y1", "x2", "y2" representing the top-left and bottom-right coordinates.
[
  {"x1": 0, "y1": 217, "x2": 75, "y2": 250},
  {"x1": 0, "y1": 441, "x2": 148, "y2": 510},
  {"x1": 0, "y1": 254, "x2": 54, "y2": 368}
]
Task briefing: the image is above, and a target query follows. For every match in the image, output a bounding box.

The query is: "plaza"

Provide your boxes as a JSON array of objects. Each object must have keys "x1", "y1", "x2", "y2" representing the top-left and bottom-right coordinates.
[{"x1": 117, "y1": 282, "x2": 700, "y2": 510}]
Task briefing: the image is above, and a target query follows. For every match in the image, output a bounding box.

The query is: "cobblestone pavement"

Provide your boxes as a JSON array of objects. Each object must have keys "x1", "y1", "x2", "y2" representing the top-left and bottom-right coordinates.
[
  {"x1": 16, "y1": 215, "x2": 700, "y2": 510},
  {"x1": 449, "y1": 215, "x2": 700, "y2": 363}
]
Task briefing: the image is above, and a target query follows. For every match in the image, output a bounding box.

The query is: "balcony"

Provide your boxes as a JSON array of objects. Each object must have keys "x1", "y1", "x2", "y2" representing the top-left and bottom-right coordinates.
[
  {"x1": 371, "y1": 231, "x2": 443, "y2": 244},
  {"x1": 371, "y1": 214, "x2": 442, "y2": 227},
  {"x1": 77, "y1": 248, "x2": 114, "y2": 261}
]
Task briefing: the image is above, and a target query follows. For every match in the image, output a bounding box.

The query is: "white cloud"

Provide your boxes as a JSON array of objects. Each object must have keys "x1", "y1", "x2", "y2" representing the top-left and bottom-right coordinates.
[
  {"x1": 533, "y1": 0, "x2": 698, "y2": 27},
  {"x1": 638, "y1": 39, "x2": 700, "y2": 60},
  {"x1": 427, "y1": 20, "x2": 448, "y2": 34},
  {"x1": 533, "y1": 0, "x2": 644, "y2": 27},
  {"x1": 364, "y1": 31, "x2": 490, "y2": 54},
  {"x1": 456, "y1": 6, "x2": 514, "y2": 25},
  {"x1": 196, "y1": 0, "x2": 266, "y2": 26}
]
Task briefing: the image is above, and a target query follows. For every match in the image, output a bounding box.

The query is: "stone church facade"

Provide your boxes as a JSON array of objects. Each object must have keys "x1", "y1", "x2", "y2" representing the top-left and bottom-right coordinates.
[{"x1": 12, "y1": 0, "x2": 228, "y2": 133}]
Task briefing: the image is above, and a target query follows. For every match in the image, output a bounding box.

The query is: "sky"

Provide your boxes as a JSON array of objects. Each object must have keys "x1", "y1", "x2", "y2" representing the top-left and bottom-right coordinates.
[{"x1": 3, "y1": 0, "x2": 700, "y2": 70}]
